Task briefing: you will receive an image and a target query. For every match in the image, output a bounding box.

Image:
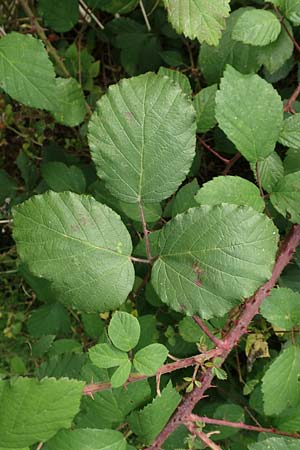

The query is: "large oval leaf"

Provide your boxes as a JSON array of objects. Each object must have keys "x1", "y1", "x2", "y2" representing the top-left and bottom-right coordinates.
[
  {"x1": 88, "y1": 72, "x2": 196, "y2": 204},
  {"x1": 152, "y1": 205, "x2": 278, "y2": 319},
  {"x1": 13, "y1": 191, "x2": 135, "y2": 312}
]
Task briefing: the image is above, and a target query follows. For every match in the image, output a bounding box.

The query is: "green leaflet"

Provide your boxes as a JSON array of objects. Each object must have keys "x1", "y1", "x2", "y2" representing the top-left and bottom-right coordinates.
[
  {"x1": 0, "y1": 377, "x2": 84, "y2": 447},
  {"x1": 215, "y1": 65, "x2": 283, "y2": 162},
  {"x1": 262, "y1": 345, "x2": 300, "y2": 415},
  {"x1": 260, "y1": 287, "x2": 300, "y2": 330},
  {"x1": 87, "y1": 0, "x2": 139, "y2": 14},
  {"x1": 166, "y1": 179, "x2": 199, "y2": 218},
  {"x1": 195, "y1": 176, "x2": 265, "y2": 212},
  {"x1": 38, "y1": 0, "x2": 79, "y2": 32},
  {"x1": 193, "y1": 84, "x2": 218, "y2": 133},
  {"x1": 88, "y1": 72, "x2": 196, "y2": 204},
  {"x1": 284, "y1": 148, "x2": 300, "y2": 174},
  {"x1": 250, "y1": 152, "x2": 284, "y2": 193},
  {"x1": 257, "y1": 21, "x2": 294, "y2": 74},
  {"x1": 42, "y1": 162, "x2": 86, "y2": 194},
  {"x1": 199, "y1": 8, "x2": 262, "y2": 84},
  {"x1": 128, "y1": 382, "x2": 181, "y2": 445},
  {"x1": 232, "y1": 9, "x2": 281, "y2": 46},
  {"x1": 89, "y1": 343, "x2": 129, "y2": 368},
  {"x1": 278, "y1": 113, "x2": 300, "y2": 149},
  {"x1": 13, "y1": 191, "x2": 135, "y2": 312},
  {"x1": 111, "y1": 360, "x2": 132, "y2": 388},
  {"x1": 45, "y1": 428, "x2": 127, "y2": 450},
  {"x1": 152, "y1": 204, "x2": 278, "y2": 319},
  {"x1": 270, "y1": 171, "x2": 300, "y2": 223},
  {"x1": 158, "y1": 67, "x2": 192, "y2": 96},
  {"x1": 133, "y1": 343, "x2": 169, "y2": 375},
  {"x1": 52, "y1": 78, "x2": 86, "y2": 127},
  {"x1": 108, "y1": 311, "x2": 141, "y2": 351},
  {"x1": 270, "y1": 0, "x2": 300, "y2": 25},
  {"x1": 27, "y1": 303, "x2": 71, "y2": 337},
  {"x1": 163, "y1": 0, "x2": 231, "y2": 46},
  {"x1": 0, "y1": 32, "x2": 56, "y2": 110}
]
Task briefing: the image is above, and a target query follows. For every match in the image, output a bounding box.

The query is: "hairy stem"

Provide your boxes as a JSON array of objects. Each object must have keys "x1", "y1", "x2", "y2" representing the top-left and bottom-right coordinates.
[
  {"x1": 83, "y1": 349, "x2": 221, "y2": 396},
  {"x1": 192, "y1": 315, "x2": 224, "y2": 348}
]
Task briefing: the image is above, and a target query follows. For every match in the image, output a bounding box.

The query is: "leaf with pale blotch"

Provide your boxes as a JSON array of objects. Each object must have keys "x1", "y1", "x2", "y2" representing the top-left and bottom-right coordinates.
[
  {"x1": 152, "y1": 204, "x2": 278, "y2": 319},
  {"x1": 13, "y1": 191, "x2": 135, "y2": 312},
  {"x1": 89, "y1": 72, "x2": 196, "y2": 204},
  {"x1": 0, "y1": 377, "x2": 84, "y2": 448},
  {"x1": 216, "y1": 65, "x2": 283, "y2": 162},
  {"x1": 163, "y1": 0, "x2": 231, "y2": 46}
]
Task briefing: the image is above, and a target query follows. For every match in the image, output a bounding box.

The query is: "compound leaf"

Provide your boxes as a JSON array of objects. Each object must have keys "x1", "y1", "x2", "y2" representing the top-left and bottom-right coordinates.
[
  {"x1": 232, "y1": 9, "x2": 281, "y2": 46},
  {"x1": 270, "y1": 171, "x2": 300, "y2": 223},
  {"x1": 108, "y1": 311, "x2": 140, "y2": 351},
  {"x1": 195, "y1": 176, "x2": 265, "y2": 212},
  {"x1": 152, "y1": 205, "x2": 278, "y2": 319},
  {"x1": 262, "y1": 345, "x2": 300, "y2": 415},
  {"x1": 163, "y1": 0, "x2": 231, "y2": 46},
  {"x1": 216, "y1": 65, "x2": 283, "y2": 162},
  {"x1": 89, "y1": 72, "x2": 196, "y2": 204},
  {"x1": 13, "y1": 191, "x2": 135, "y2": 312},
  {"x1": 0, "y1": 377, "x2": 84, "y2": 448}
]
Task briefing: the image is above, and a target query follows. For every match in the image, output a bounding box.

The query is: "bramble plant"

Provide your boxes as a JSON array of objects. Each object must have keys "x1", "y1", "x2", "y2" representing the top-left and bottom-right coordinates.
[{"x1": 1, "y1": 0, "x2": 300, "y2": 449}]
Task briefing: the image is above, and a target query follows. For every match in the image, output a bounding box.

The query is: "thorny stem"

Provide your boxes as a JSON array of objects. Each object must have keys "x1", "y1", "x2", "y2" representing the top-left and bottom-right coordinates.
[
  {"x1": 145, "y1": 225, "x2": 300, "y2": 449},
  {"x1": 192, "y1": 315, "x2": 224, "y2": 348},
  {"x1": 83, "y1": 349, "x2": 221, "y2": 396},
  {"x1": 138, "y1": 201, "x2": 153, "y2": 263},
  {"x1": 189, "y1": 414, "x2": 300, "y2": 439},
  {"x1": 186, "y1": 422, "x2": 221, "y2": 450},
  {"x1": 197, "y1": 136, "x2": 230, "y2": 164}
]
